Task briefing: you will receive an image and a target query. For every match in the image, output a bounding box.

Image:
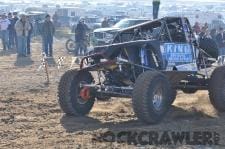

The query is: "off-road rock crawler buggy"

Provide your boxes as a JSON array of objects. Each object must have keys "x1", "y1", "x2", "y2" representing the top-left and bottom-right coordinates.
[{"x1": 58, "y1": 17, "x2": 225, "y2": 124}]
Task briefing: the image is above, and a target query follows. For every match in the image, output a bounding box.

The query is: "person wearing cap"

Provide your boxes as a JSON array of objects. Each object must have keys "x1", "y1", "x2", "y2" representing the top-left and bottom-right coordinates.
[
  {"x1": 0, "y1": 13, "x2": 10, "y2": 50},
  {"x1": 41, "y1": 14, "x2": 55, "y2": 57},
  {"x1": 15, "y1": 13, "x2": 31, "y2": 57},
  {"x1": 152, "y1": 0, "x2": 160, "y2": 19}
]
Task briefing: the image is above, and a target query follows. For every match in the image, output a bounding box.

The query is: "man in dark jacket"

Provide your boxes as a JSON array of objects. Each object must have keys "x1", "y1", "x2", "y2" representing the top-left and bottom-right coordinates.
[
  {"x1": 41, "y1": 14, "x2": 55, "y2": 57},
  {"x1": 216, "y1": 27, "x2": 225, "y2": 56},
  {"x1": 101, "y1": 17, "x2": 109, "y2": 28},
  {"x1": 12, "y1": 12, "x2": 19, "y2": 50},
  {"x1": 74, "y1": 18, "x2": 89, "y2": 56}
]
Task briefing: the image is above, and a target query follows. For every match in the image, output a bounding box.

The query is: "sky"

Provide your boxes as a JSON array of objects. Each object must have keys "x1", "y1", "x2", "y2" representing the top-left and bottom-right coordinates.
[{"x1": 0, "y1": 0, "x2": 225, "y2": 4}]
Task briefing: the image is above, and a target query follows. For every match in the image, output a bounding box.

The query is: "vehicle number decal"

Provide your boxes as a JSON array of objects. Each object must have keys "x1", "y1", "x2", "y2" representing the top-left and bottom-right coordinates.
[{"x1": 161, "y1": 43, "x2": 194, "y2": 63}]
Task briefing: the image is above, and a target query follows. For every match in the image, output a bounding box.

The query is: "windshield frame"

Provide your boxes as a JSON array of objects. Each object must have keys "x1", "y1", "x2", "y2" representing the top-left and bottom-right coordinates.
[{"x1": 113, "y1": 19, "x2": 148, "y2": 29}]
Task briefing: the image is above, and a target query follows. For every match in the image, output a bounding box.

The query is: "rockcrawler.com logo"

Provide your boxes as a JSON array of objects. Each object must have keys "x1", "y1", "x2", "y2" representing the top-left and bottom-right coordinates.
[{"x1": 95, "y1": 131, "x2": 220, "y2": 146}]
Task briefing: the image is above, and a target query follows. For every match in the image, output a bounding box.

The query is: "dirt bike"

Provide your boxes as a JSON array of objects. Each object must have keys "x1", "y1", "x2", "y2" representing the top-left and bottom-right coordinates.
[
  {"x1": 65, "y1": 34, "x2": 91, "y2": 53},
  {"x1": 65, "y1": 36, "x2": 75, "y2": 53}
]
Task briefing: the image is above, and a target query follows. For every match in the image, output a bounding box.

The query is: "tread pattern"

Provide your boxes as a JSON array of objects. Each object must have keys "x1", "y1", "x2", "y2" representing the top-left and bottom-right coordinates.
[
  {"x1": 132, "y1": 71, "x2": 172, "y2": 124},
  {"x1": 58, "y1": 69, "x2": 95, "y2": 116},
  {"x1": 209, "y1": 66, "x2": 225, "y2": 112}
]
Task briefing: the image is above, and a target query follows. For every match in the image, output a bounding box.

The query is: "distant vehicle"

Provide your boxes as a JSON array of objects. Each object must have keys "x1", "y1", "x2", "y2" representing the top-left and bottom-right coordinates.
[
  {"x1": 56, "y1": 7, "x2": 86, "y2": 27},
  {"x1": 84, "y1": 16, "x2": 102, "y2": 30},
  {"x1": 91, "y1": 18, "x2": 150, "y2": 46},
  {"x1": 107, "y1": 15, "x2": 129, "y2": 25},
  {"x1": 209, "y1": 19, "x2": 225, "y2": 30},
  {"x1": 26, "y1": 11, "x2": 47, "y2": 36}
]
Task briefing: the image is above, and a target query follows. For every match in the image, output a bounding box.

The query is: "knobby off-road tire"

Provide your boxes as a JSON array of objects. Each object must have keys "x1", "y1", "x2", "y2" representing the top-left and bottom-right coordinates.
[
  {"x1": 132, "y1": 71, "x2": 172, "y2": 124},
  {"x1": 58, "y1": 69, "x2": 95, "y2": 116},
  {"x1": 209, "y1": 66, "x2": 225, "y2": 112}
]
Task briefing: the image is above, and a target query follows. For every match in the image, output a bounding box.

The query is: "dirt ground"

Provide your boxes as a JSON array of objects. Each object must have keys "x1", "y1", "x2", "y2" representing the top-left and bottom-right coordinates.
[{"x1": 0, "y1": 39, "x2": 225, "y2": 149}]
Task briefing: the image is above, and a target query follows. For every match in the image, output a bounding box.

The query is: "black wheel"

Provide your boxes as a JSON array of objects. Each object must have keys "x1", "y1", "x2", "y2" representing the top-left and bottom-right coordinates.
[
  {"x1": 58, "y1": 69, "x2": 95, "y2": 116},
  {"x1": 132, "y1": 71, "x2": 172, "y2": 124},
  {"x1": 182, "y1": 88, "x2": 198, "y2": 94},
  {"x1": 66, "y1": 39, "x2": 75, "y2": 52},
  {"x1": 209, "y1": 66, "x2": 225, "y2": 112}
]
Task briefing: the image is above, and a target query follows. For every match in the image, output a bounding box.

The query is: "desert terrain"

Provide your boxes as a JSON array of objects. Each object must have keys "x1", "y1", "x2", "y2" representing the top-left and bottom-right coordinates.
[{"x1": 0, "y1": 39, "x2": 225, "y2": 149}]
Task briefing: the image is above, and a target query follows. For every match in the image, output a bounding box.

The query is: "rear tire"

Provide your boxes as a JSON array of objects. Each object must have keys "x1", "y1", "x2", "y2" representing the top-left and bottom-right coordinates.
[
  {"x1": 132, "y1": 71, "x2": 172, "y2": 124},
  {"x1": 58, "y1": 69, "x2": 95, "y2": 116},
  {"x1": 209, "y1": 66, "x2": 225, "y2": 112}
]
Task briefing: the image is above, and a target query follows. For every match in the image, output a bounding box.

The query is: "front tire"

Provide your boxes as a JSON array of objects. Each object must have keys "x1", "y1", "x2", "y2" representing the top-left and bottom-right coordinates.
[
  {"x1": 132, "y1": 71, "x2": 172, "y2": 124},
  {"x1": 66, "y1": 39, "x2": 75, "y2": 52},
  {"x1": 209, "y1": 66, "x2": 225, "y2": 112},
  {"x1": 58, "y1": 69, "x2": 95, "y2": 116}
]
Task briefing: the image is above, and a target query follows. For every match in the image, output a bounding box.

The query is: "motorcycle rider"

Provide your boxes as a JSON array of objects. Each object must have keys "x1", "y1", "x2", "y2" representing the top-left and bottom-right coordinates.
[{"x1": 74, "y1": 18, "x2": 89, "y2": 57}]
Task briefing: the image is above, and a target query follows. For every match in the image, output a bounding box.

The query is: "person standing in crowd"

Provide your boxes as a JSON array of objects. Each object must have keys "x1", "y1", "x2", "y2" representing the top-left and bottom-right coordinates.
[
  {"x1": 193, "y1": 22, "x2": 201, "y2": 35},
  {"x1": 15, "y1": 13, "x2": 31, "y2": 57},
  {"x1": 203, "y1": 22, "x2": 209, "y2": 30},
  {"x1": 210, "y1": 28, "x2": 217, "y2": 42},
  {"x1": 101, "y1": 17, "x2": 109, "y2": 28},
  {"x1": 12, "y1": 12, "x2": 19, "y2": 50},
  {"x1": 152, "y1": 0, "x2": 160, "y2": 19},
  {"x1": 216, "y1": 27, "x2": 225, "y2": 56},
  {"x1": 41, "y1": 14, "x2": 55, "y2": 57},
  {"x1": 74, "y1": 18, "x2": 89, "y2": 56},
  {"x1": 8, "y1": 12, "x2": 14, "y2": 50},
  {"x1": 0, "y1": 14, "x2": 10, "y2": 51},
  {"x1": 26, "y1": 15, "x2": 33, "y2": 55},
  {"x1": 199, "y1": 26, "x2": 208, "y2": 39},
  {"x1": 52, "y1": 11, "x2": 59, "y2": 27}
]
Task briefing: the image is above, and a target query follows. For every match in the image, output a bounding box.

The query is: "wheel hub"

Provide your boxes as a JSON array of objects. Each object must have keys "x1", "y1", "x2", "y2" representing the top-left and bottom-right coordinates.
[
  {"x1": 152, "y1": 87, "x2": 163, "y2": 111},
  {"x1": 79, "y1": 87, "x2": 91, "y2": 100}
]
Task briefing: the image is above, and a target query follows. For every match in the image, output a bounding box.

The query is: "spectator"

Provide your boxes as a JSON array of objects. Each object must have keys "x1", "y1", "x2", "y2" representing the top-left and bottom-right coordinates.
[
  {"x1": 12, "y1": 12, "x2": 19, "y2": 50},
  {"x1": 199, "y1": 26, "x2": 208, "y2": 39},
  {"x1": 216, "y1": 27, "x2": 225, "y2": 56},
  {"x1": 210, "y1": 28, "x2": 217, "y2": 42},
  {"x1": 26, "y1": 15, "x2": 33, "y2": 55},
  {"x1": 193, "y1": 22, "x2": 201, "y2": 35},
  {"x1": 74, "y1": 18, "x2": 89, "y2": 56},
  {"x1": 0, "y1": 13, "x2": 10, "y2": 51},
  {"x1": 203, "y1": 22, "x2": 209, "y2": 30},
  {"x1": 41, "y1": 14, "x2": 55, "y2": 57},
  {"x1": 15, "y1": 13, "x2": 31, "y2": 57},
  {"x1": 8, "y1": 12, "x2": 14, "y2": 50},
  {"x1": 153, "y1": 0, "x2": 160, "y2": 19},
  {"x1": 101, "y1": 17, "x2": 109, "y2": 28}
]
